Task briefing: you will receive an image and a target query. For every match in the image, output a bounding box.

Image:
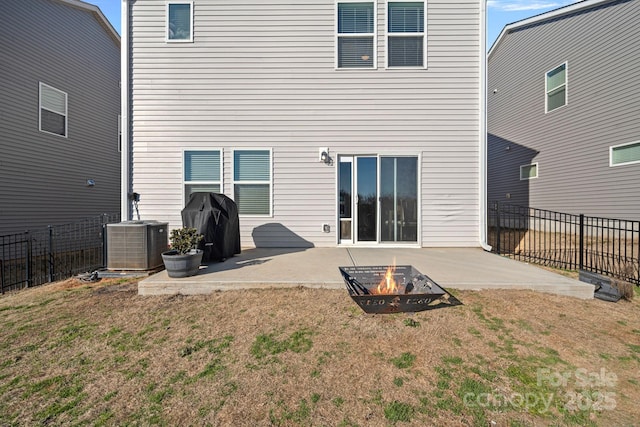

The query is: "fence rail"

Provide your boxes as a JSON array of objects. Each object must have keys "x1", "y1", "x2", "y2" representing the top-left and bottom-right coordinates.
[
  {"x1": 0, "y1": 214, "x2": 120, "y2": 293},
  {"x1": 488, "y1": 203, "x2": 640, "y2": 286}
]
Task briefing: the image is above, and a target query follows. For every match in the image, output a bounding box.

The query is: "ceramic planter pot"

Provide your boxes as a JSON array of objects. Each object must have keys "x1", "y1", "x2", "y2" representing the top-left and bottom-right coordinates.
[{"x1": 161, "y1": 249, "x2": 203, "y2": 278}]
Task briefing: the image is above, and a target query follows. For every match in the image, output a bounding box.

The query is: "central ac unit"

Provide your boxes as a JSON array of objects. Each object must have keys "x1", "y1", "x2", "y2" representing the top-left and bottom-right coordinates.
[{"x1": 107, "y1": 221, "x2": 168, "y2": 270}]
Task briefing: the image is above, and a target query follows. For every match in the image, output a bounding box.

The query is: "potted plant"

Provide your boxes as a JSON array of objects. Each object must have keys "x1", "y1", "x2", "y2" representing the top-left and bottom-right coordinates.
[{"x1": 161, "y1": 227, "x2": 204, "y2": 278}]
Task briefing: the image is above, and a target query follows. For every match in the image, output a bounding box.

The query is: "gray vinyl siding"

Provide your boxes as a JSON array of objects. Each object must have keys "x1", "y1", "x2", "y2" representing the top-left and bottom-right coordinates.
[
  {"x1": 128, "y1": 0, "x2": 482, "y2": 247},
  {"x1": 0, "y1": 0, "x2": 121, "y2": 236},
  {"x1": 488, "y1": 0, "x2": 640, "y2": 220}
]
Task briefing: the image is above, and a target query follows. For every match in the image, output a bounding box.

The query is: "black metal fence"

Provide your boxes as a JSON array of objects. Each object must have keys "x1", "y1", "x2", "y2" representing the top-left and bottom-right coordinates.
[
  {"x1": 0, "y1": 214, "x2": 121, "y2": 293},
  {"x1": 488, "y1": 203, "x2": 640, "y2": 286}
]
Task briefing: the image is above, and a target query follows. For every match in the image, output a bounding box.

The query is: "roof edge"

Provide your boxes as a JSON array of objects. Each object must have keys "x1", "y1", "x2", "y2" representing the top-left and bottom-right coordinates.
[
  {"x1": 55, "y1": 0, "x2": 120, "y2": 45},
  {"x1": 488, "y1": 0, "x2": 618, "y2": 58}
]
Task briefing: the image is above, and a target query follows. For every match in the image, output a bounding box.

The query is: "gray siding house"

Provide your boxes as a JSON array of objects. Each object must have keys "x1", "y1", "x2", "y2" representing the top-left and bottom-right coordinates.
[
  {"x1": 122, "y1": 0, "x2": 489, "y2": 248},
  {"x1": 0, "y1": 0, "x2": 121, "y2": 236},
  {"x1": 488, "y1": 0, "x2": 640, "y2": 220}
]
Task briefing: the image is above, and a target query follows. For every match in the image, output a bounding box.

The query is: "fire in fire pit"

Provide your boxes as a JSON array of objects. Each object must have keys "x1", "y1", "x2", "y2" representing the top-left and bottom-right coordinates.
[{"x1": 339, "y1": 265, "x2": 449, "y2": 314}]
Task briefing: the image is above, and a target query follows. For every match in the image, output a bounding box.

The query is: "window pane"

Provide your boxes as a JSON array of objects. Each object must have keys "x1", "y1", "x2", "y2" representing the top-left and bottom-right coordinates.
[
  {"x1": 612, "y1": 142, "x2": 640, "y2": 165},
  {"x1": 547, "y1": 86, "x2": 566, "y2": 111},
  {"x1": 234, "y1": 150, "x2": 270, "y2": 181},
  {"x1": 41, "y1": 85, "x2": 66, "y2": 114},
  {"x1": 546, "y1": 64, "x2": 566, "y2": 90},
  {"x1": 168, "y1": 3, "x2": 191, "y2": 40},
  {"x1": 388, "y1": 36, "x2": 423, "y2": 67},
  {"x1": 185, "y1": 184, "x2": 221, "y2": 199},
  {"x1": 338, "y1": 37, "x2": 374, "y2": 68},
  {"x1": 380, "y1": 157, "x2": 418, "y2": 242},
  {"x1": 234, "y1": 184, "x2": 270, "y2": 215},
  {"x1": 41, "y1": 109, "x2": 66, "y2": 136},
  {"x1": 520, "y1": 164, "x2": 537, "y2": 179},
  {"x1": 185, "y1": 151, "x2": 220, "y2": 181},
  {"x1": 338, "y1": 2, "x2": 374, "y2": 34},
  {"x1": 389, "y1": 2, "x2": 424, "y2": 33}
]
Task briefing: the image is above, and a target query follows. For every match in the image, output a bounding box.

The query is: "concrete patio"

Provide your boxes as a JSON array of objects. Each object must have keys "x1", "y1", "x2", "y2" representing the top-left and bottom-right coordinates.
[{"x1": 138, "y1": 247, "x2": 595, "y2": 299}]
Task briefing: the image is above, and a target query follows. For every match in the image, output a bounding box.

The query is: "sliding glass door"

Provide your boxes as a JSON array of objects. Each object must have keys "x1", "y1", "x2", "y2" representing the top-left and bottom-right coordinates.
[{"x1": 338, "y1": 155, "x2": 418, "y2": 244}]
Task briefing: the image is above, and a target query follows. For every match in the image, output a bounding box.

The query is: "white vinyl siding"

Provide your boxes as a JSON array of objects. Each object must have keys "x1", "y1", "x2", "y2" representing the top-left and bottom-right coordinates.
[
  {"x1": 520, "y1": 163, "x2": 538, "y2": 180},
  {"x1": 610, "y1": 141, "x2": 640, "y2": 167},
  {"x1": 233, "y1": 149, "x2": 272, "y2": 216},
  {"x1": 336, "y1": 1, "x2": 376, "y2": 69},
  {"x1": 184, "y1": 150, "x2": 222, "y2": 202},
  {"x1": 545, "y1": 62, "x2": 567, "y2": 113},
  {"x1": 386, "y1": 1, "x2": 426, "y2": 68},
  {"x1": 39, "y1": 82, "x2": 67, "y2": 137},
  {"x1": 167, "y1": 2, "x2": 193, "y2": 42},
  {"x1": 128, "y1": 0, "x2": 483, "y2": 247}
]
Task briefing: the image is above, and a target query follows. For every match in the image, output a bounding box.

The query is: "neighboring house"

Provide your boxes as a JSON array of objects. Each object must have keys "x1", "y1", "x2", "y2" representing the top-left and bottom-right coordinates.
[
  {"x1": 0, "y1": 0, "x2": 121, "y2": 236},
  {"x1": 121, "y1": 0, "x2": 489, "y2": 248},
  {"x1": 488, "y1": 0, "x2": 640, "y2": 220}
]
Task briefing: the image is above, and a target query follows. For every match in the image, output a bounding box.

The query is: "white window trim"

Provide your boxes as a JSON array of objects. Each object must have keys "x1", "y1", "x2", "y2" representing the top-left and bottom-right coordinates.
[
  {"x1": 335, "y1": 0, "x2": 378, "y2": 70},
  {"x1": 545, "y1": 61, "x2": 567, "y2": 113},
  {"x1": 385, "y1": 0, "x2": 427, "y2": 69},
  {"x1": 520, "y1": 162, "x2": 538, "y2": 180},
  {"x1": 39, "y1": 82, "x2": 68, "y2": 138},
  {"x1": 610, "y1": 140, "x2": 640, "y2": 167},
  {"x1": 166, "y1": 1, "x2": 194, "y2": 43},
  {"x1": 182, "y1": 148, "x2": 224, "y2": 205},
  {"x1": 231, "y1": 148, "x2": 273, "y2": 217}
]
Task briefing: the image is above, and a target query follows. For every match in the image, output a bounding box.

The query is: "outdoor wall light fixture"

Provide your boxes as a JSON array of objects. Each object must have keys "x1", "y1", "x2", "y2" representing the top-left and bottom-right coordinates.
[{"x1": 319, "y1": 148, "x2": 331, "y2": 164}]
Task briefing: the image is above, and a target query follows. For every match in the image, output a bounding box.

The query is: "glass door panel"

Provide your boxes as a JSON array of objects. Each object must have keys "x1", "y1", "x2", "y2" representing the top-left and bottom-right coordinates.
[
  {"x1": 338, "y1": 158, "x2": 353, "y2": 242},
  {"x1": 356, "y1": 156, "x2": 377, "y2": 242},
  {"x1": 380, "y1": 156, "x2": 418, "y2": 242}
]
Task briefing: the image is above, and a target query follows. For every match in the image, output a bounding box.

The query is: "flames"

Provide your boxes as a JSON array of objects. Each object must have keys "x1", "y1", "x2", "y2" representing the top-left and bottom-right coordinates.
[{"x1": 374, "y1": 260, "x2": 398, "y2": 295}]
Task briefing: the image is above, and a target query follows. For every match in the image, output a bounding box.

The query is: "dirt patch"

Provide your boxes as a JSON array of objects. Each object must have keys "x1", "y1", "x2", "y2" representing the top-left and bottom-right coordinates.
[{"x1": 0, "y1": 277, "x2": 638, "y2": 426}]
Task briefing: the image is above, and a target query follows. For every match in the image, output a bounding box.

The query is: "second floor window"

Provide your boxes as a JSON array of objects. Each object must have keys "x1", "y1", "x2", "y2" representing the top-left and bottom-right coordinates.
[
  {"x1": 39, "y1": 82, "x2": 67, "y2": 137},
  {"x1": 336, "y1": 1, "x2": 375, "y2": 68},
  {"x1": 546, "y1": 62, "x2": 567, "y2": 113},
  {"x1": 167, "y1": 2, "x2": 193, "y2": 42},
  {"x1": 387, "y1": 2, "x2": 425, "y2": 68}
]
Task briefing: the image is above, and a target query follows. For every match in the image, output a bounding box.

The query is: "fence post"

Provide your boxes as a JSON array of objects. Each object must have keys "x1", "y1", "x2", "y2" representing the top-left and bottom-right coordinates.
[
  {"x1": 48, "y1": 225, "x2": 54, "y2": 283},
  {"x1": 496, "y1": 202, "x2": 501, "y2": 254},
  {"x1": 579, "y1": 214, "x2": 584, "y2": 271},
  {"x1": 26, "y1": 232, "x2": 32, "y2": 287}
]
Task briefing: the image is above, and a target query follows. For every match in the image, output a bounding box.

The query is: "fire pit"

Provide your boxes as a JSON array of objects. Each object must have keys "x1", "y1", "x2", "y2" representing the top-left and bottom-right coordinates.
[{"x1": 339, "y1": 265, "x2": 448, "y2": 314}]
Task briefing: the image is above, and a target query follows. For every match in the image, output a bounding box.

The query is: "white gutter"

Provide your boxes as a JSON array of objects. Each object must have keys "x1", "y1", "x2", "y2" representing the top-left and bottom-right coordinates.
[
  {"x1": 120, "y1": 0, "x2": 131, "y2": 221},
  {"x1": 479, "y1": 0, "x2": 491, "y2": 251}
]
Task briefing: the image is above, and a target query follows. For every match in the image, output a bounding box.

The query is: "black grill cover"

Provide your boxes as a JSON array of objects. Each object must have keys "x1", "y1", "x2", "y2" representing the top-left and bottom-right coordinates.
[{"x1": 181, "y1": 193, "x2": 241, "y2": 262}]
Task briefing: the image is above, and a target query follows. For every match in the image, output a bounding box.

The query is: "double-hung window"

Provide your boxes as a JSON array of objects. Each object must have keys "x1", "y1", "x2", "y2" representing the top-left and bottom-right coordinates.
[
  {"x1": 184, "y1": 150, "x2": 222, "y2": 203},
  {"x1": 233, "y1": 150, "x2": 272, "y2": 216},
  {"x1": 336, "y1": 1, "x2": 376, "y2": 68},
  {"x1": 546, "y1": 62, "x2": 567, "y2": 112},
  {"x1": 167, "y1": 2, "x2": 193, "y2": 42},
  {"x1": 387, "y1": 2, "x2": 426, "y2": 68},
  {"x1": 39, "y1": 82, "x2": 67, "y2": 137}
]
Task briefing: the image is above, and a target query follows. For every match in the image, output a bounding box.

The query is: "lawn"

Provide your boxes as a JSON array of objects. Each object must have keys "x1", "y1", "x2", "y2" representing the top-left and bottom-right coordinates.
[{"x1": 0, "y1": 277, "x2": 638, "y2": 426}]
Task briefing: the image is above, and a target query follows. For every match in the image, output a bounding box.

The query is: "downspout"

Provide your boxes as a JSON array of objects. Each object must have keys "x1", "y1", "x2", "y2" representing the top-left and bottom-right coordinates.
[
  {"x1": 120, "y1": 0, "x2": 131, "y2": 221},
  {"x1": 479, "y1": 0, "x2": 492, "y2": 251}
]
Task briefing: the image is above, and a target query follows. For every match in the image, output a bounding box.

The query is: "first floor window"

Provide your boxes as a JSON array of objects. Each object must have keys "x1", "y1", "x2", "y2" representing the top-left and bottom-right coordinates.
[
  {"x1": 387, "y1": 1, "x2": 425, "y2": 68},
  {"x1": 337, "y1": 1, "x2": 375, "y2": 68},
  {"x1": 39, "y1": 82, "x2": 67, "y2": 137},
  {"x1": 520, "y1": 163, "x2": 538, "y2": 180},
  {"x1": 546, "y1": 62, "x2": 567, "y2": 112},
  {"x1": 184, "y1": 150, "x2": 221, "y2": 202},
  {"x1": 167, "y1": 2, "x2": 193, "y2": 42},
  {"x1": 233, "y1": 150, "x2": 272, "y2": 216},
  {"x1": 611, "y1": 141, "x2": 640, "y2": 166}
]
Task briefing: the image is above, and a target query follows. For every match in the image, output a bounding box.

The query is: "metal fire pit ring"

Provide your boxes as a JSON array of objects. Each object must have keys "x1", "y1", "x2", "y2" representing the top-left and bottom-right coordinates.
[{"x1": 339, "y1": 265, "x2": 448, "y2": 314}]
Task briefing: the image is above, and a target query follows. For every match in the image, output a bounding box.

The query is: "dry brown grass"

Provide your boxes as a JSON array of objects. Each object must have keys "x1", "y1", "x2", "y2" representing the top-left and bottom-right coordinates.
[{"x1": 0, "y1": 277, "x2": 639, "y2": 426}]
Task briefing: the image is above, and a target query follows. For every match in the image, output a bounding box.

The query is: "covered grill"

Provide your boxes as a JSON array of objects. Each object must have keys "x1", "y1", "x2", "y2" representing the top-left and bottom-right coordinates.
[
  {"x1": 339, "y1": 265, "x2": 450, "y2": 314},
  {"x1": 181, "y1": 193, "x2": 241, "y2": 262}
]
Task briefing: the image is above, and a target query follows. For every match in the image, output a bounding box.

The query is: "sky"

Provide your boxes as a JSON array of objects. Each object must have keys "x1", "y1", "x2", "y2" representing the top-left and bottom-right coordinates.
[{"x1": 89, "y1": 0, "x2": 581, "y2": 49}]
